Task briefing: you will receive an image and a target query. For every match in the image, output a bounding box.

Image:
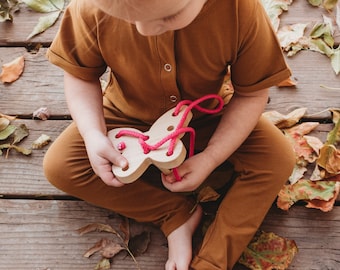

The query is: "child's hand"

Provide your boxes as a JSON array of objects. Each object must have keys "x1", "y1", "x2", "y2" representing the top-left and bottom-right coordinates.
[
  {"x1": 83, "y1": 130, "x2": 128, "y2": 187},
  {"x1": 161, "y1": 152, "x2": 215, "y2": 192}
]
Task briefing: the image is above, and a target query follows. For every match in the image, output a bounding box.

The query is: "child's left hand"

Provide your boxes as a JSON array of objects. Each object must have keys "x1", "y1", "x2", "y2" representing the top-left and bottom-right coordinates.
[{"x1": 161, "y1": 152, "x2": 215, "y2": 192}]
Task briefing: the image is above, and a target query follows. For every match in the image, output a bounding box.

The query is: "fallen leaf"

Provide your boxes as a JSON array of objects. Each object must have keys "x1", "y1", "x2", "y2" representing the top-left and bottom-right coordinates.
[
  {"x1": 0, "y1": 125, "x2": 16, "y2": 140},
  {"x1": 83, "y1": 238, "x2": 108, "y2": 258},
  {"x1": 277, "y1": 23, "x2": 308, "y2": 50},
  {"x1": 31, "y1": 134, "x2": 51, "y2": 149},
  {"x1": 33, "y1": 107, "x2": 50, "y2": 120},
  {"x1": 262, "y1": 108, "x2": 307, "y2": 128},
  {"x1": 277, "y1": 179, "x2": 338, "y2": 210},
  {"x1": 288, "y1": 164, "x2": 307, "y2": 185},
  {"x1": 94, "y1": 258, "x2": 111, "y2": 270},
  {"x1": 317, "y1": 144, "x2": 340, "y2": 174},
  {"x1": 330, "y1": 47, "x2": 340, "y2": 75},
  {"x1": 12, "y1": 124, "x2": 29, "y2": 144},
  {"x1": 0, "y1": 55, "x2": 25, "y2": 83},
  {"x1": 0, "y1": 0, "x2": 20, "y2": 22},
  {"x1": 101, "y1": 240, "x2": 125, "y2": 258},
  {"x1": 238, "y1": 231, "x2": 298, "y2": 270},
  {"x1": 128, "y1": 231, "x2": 151, "y2": 257},
  {"x1": 323, "y1": 0, "x2": 339, "y2": 10},
  {"x1": 0, "y1": 117, "x2": 10, "y2": 132},
  {"x1": 22, "y1": 0, "x2": 65, "y2": 39},
  {"x1": 22, "y1": 0, "x2": 64, "y2": 12},
  {"x1": 261, "y1": 0, "x2": 293, "y2": 32},
  {"x1": 276, "y1": 77, "x2": 297, "y2": 87},
  {"x1": 26, "y1": 11, "x2": 61, "y2": 40},
  {"x1": 119, "y1": 217, "x2": 130, "y2": 245},
  {"x1": 284, "y1": 122, "x2": 320, "y2": 163},
  {"x1": 306, "y1": 182, "x2": 340, "y2": 211},
  {"x1": 77, "y1": 223, "x2": 118, "y2": 236},
  {"x1": 197, "y1": 186, "x2": 221, "y2": 203}
]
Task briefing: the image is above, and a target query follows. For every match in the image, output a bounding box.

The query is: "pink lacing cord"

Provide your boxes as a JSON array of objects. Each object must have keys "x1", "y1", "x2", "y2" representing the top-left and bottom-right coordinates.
[{"x1": 115, "y1": 94, "x2": 224, "y2": 181}]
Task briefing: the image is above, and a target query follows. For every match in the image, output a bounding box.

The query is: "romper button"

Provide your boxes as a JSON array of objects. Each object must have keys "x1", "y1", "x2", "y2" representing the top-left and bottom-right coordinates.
[
  {"x1": 164, "y1": 63, "x2": 172, "y2": 72},
  {"x1": 169, "y1": 95, "x2": 177, "y2": 102}
]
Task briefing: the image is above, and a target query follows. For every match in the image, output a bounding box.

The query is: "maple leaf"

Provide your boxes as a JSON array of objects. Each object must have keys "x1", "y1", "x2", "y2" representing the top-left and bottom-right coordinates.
[
  {"x1": 306, "y1": 182, "x2": 340, "y2": 211},
  {"x1": 0, "y1": 55, "x2": 25, "y2": 83},
  {"x1": 277, "y1": 179, "x2": 339, "y2": 211},
  {"x1": 284, "y1": 122, "x2": 320, "y2": 163},
  {"x1": 238, "y1": 231, "x2": 298, "y2": 270}
]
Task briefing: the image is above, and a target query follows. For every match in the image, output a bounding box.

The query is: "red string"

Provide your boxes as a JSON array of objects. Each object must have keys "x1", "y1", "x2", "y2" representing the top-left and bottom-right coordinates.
[{"x1": 115, "y1": 94, "x2": 224, "y2": 181}]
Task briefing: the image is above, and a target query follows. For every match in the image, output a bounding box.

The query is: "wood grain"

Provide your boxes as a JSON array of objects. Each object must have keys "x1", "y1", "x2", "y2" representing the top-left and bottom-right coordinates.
[
  {"x1": 0, "y1": 119, "x2": 70, "y2": 197},
  {"x1": 0, "y1": 199, "x2": 168, "y2": 270}
]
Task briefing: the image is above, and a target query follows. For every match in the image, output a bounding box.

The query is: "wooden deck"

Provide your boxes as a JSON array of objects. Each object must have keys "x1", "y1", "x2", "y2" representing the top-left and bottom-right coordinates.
[{"x1": 1, "y1": 1, "x2": 340, "y2": 269}]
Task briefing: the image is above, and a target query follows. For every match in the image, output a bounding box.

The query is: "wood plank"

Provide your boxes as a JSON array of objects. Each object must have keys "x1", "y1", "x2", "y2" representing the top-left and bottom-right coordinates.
[
  {"x1": 0, "y1": 119, "x2": 70, "y2": 197},
  {"x1": 1, "y1": 199, "x2": 339, "y2": 270},
  {"x1": 266, "y1": 50, "x2": 340, "y2": 119},
  {"x1": 0, "y1": 47, "x2": 69, "y2": 117},
  {"x1": 0, "y1": 1, "x2": 70, "y2": 46},
  {"x1": 260, "y1": 206, "x2": 340, "y2": 270},
  {"x1": 1, "y1": 46, "x2": 339, "y2": 119},
  {"x1": 0, "y1": 199, "x2": 168, "y2": 270}
]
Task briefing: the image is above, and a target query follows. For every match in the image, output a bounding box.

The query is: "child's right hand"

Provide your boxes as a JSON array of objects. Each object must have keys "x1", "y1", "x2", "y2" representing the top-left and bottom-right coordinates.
[{"x1": 83, "y1": 130, "x2": 129, "y2": 187}]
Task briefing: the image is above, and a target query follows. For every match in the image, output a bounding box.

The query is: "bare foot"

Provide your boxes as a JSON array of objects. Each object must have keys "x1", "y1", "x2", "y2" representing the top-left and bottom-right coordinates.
[{"x1": 165, "y1": 205, "x2": 203, "y2": 270}]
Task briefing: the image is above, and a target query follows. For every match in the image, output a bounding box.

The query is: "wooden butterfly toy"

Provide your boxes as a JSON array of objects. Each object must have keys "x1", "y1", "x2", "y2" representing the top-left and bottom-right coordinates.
[{"x1": 108, "y1": 94, "x2": 224, "y2": 183}]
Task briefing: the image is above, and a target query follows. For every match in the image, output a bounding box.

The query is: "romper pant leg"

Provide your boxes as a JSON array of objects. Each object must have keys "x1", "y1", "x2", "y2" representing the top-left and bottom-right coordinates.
[
  {"x1": 190, "y1": 116, "x2": 295, "y2": 270},
  {"x1": 43, "y1": 105, "x2": 196, "y2": 237}
]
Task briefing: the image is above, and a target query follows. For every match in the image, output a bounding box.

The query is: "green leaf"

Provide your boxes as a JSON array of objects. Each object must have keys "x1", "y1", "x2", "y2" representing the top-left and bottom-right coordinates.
[
  {"x1": 22, "y1": 0, "x2": 64, "y2": 13},
  {"x1": 330, "y1": 47, "x2": 340, "y2": 75},
  {"x1": 309, "y1": 38, "x2": 334, "y2": 57},
  {"x1": 0, "y1": 124, "x2": 16, "y2": 140},
  {"x1": 12, "y1": 124, "x2": 29, "y2": 144},
  {"x1": 308, "y1": 0, "x2": 323, "y2": 6},
  {"x1": 26, "y1": 10, "x2": 60, "y2": 39}
]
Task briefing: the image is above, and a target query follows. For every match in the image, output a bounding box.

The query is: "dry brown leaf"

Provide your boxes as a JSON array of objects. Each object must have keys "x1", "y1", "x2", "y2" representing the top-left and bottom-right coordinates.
[
  {"x1": 33, "y1": 107, "x2": 50, "y2": 120},
  {"x1": 197, "y1": 186, "x2": 220, "y2": 203},
  {"x1": 0, "y1": 117, "x2": 10, "y2": 132},
  {"x1": 101, "y1": 240, "x2": 125, "y2": 258},
  {"x1": 128, "y1": 231, "x2": 151, "y2": 257},
  {"x1": 83, "y1": 238, "x2": 108, "y2": 258},
  {"x1": 32, "y1": 134, "x2": 51, "y2": 149},
  {"x1": 318, "y1": 144, "x2": 340, "y2": 174},
  {"x1": 0, "y1": 55, "x2": 25, "y2": 83},
  {"x1": 263, "y1": 108, "x2": 307, "y2": 129},
  {"x1": 119, "y1": 217, "x2": 130, "y2": 245},
  {"x1": 77, "y1": 223, "x2": 118, "y2": 236}
]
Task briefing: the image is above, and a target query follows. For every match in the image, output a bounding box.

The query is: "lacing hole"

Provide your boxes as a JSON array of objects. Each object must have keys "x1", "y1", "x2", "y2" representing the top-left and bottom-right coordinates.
[
  {"x1": 167, "y1": 125, "x2": 174, "y2": 131},
  {"x1": 122, "y1": 165, "x2": 129, "y2": 171}
]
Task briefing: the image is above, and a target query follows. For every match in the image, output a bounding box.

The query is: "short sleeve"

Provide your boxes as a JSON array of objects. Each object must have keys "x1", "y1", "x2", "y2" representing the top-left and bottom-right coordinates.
[
  {"x1": 46, "y1": 0, "x2": 107, "y2": 80},
  {"x1": 230, "y1": 0, "x2": 291, "y2": 94}
]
